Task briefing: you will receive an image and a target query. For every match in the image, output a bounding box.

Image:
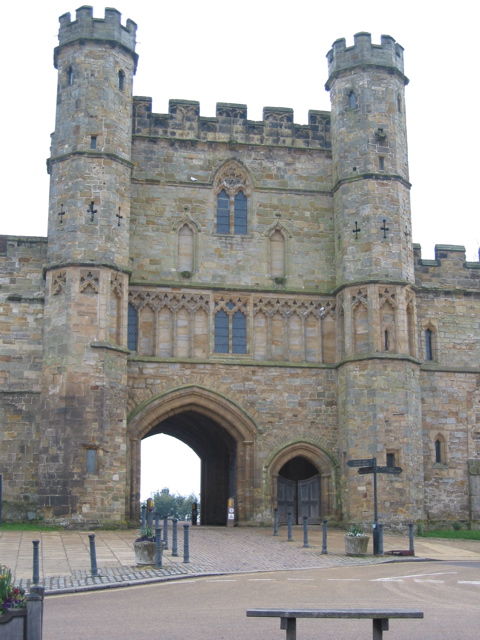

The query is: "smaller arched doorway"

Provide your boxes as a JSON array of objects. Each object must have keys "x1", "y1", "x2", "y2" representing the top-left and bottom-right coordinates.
[{"x1": 277, "y1": 456, "x2": 321, "y2": 524}]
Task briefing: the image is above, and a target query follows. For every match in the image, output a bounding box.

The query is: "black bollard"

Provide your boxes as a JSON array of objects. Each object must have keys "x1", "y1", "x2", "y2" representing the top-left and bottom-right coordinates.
[
  {"x1": 32, "y1": 539, "x2": 40, "y2": 584},
  {"x1": 273, "y1": 508, "x2": 279, "y2": 536},
  {"x1": 303, "y1": 516, "x2": 309, "y2": 548},
  {"x1": 88, "y1": 534, "x2": 99, "y2": 577},
  {"x1": 409, "y1": 522, "x2": 415, "y2": 555},
  {"x1": 154, "y1": 509, "x2": 160, "y2": 531},
  {"x1": 155, "y1": 526, "x2": 163, "y2": 568},
  {"x1": 287, "y1": 512, "x2": 293, "y2": 541},
  {"x1": 141, "y1": 504, "x2": 146, "y2": 529},
  {"x1": 172, "y1": 518, "x2": 178, "y2": 557},
  {"x1": 378, "y1": 523, "x2": 384, "y2": 556},
  {"x1": 321, "y1": 519, "x2": 328, "y2": 554},
  {"x1": 163, "y1": 515, "x2": 169, "y2": 550},
  {"x1": 183, "y1": 523, "x2": 190, "y2": 563}
]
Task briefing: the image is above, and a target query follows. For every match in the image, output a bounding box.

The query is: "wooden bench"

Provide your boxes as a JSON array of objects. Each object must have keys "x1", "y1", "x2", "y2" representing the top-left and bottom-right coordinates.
[{"x1": 246, "y1": 608, "x2": 424, "y2": 640}]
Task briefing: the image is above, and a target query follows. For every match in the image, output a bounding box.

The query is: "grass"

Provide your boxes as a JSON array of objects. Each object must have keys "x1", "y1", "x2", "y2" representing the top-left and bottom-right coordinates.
[
  {"x1": 420, "y1": 529, "x2": 480, "y2": 541},
  {"x1": 0, "y1": 523, "x2": 62, "y2": 532}
]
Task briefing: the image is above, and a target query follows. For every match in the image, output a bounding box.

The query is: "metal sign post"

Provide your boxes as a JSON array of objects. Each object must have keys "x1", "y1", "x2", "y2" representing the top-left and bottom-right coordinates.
[{"x1": 348, "y1": 457, "x2": 402, "y2": 555}]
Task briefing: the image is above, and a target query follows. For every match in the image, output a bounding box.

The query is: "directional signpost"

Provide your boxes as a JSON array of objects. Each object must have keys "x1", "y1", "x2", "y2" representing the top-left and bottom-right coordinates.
[{"x1": 347, "y1": 457, "x2": 403, "y2": 554}]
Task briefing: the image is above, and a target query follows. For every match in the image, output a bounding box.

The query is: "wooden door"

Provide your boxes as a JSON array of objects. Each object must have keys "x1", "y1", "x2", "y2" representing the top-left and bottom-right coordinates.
[
  {"x1": 277, "y1": 476, "x2": 296, "y2": 524},
  {"x1": 298, "y1": 475, "x2": 321, "y2": 524}
]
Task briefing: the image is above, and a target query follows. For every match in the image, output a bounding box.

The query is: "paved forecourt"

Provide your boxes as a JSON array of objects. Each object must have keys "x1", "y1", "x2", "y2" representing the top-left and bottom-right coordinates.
[{"x1": 1, "y1": 525, "x2": 479, "y2": 595}]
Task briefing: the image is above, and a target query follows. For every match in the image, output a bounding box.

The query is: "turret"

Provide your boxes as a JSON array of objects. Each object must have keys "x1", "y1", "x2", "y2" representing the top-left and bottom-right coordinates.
[
  {"x1": 327, "y1": 33, "x2": 413, "y2": 286},
  {"x1": 38, "y1": 7, "x2": 136, "y2": 522}
]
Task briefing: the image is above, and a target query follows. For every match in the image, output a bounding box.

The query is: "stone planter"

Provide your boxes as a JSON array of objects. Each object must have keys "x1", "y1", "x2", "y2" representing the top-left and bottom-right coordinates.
[
  {"x1": 344, "y1": 535, "x2": 370, "y2": 556},
  {"x1": 0, "y1": 587, "x2": 44, "y2": 640},
  {"x1": 134, "y1": 541, "x2": 157, "y2": 565}
]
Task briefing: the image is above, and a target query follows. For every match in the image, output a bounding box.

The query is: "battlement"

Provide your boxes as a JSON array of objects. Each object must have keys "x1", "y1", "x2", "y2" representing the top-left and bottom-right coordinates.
[
  {"x1": 57, "y1": 6, "x2": 136, "y2": 57},
  {"x1": 414, "y1": 244, "x2": 480, "y2": 290},
  {"x1": 326, "y1": 32, "x2": 407, "y2": 89},
  {"x1": 133, "y1": 98, "x2": 331, "y2": 149}
]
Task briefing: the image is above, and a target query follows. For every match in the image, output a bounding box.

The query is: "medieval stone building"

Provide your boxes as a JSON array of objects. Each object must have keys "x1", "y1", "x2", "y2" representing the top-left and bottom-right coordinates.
[{"x1": 1, "y1": 7, "x2": 479, "y2": 528}]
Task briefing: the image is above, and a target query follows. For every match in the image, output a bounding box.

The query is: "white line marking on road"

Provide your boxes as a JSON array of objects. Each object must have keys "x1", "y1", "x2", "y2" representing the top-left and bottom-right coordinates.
[
  {"x1": 458, "y1": 581, "x2": 480, "y2": 585},
  {"x1": 287, "y1": 578, "x2": 315, "y2": 581},
  {"x1": 248, "y1": 579, "x2": 275, "y2": 582},
  {"x1": 372, "y1": 579, "x2": 404, "y2": 582},
  {"x1": 205, "y1": 579, "x2": 237, "y2": 582},
  {"x1": 413, "y1": 579, "x2": 445, "y2": 583},
  {"x1": 327, "y1": 579, "x2": 362, "y2": 581},
  {"x1": 371, "y1": 571, "x2": 457, "y2": 582}
]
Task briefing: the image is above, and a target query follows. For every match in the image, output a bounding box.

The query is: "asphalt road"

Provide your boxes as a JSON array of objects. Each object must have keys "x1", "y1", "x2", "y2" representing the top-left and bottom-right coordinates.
[{"x1": 43, "y1": 560, "x2": 480, "y2": 639}]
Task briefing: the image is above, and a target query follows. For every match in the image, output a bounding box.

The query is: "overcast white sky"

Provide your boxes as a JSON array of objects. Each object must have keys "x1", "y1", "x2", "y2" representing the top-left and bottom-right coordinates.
[{"x1": 2, "y1": 1, "x2": 478, "y2": 499}]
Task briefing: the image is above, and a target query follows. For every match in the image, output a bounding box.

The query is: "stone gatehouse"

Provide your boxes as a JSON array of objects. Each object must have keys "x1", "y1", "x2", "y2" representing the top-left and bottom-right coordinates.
[{"x1": 0, "y1": 7, "x2": 479, "y2": 528}]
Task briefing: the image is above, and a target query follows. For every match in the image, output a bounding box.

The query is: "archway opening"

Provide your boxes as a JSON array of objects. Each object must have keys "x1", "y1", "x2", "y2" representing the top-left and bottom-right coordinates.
[
  {"x1": 140, "y1": 434, "x2": 200, "y2": 502},
  {"x1": 277, "y1": 455, "x2": 321, "y2": 524},
  {"x1": 142, "y1": 410, "x2": 237, "y2": 526}
]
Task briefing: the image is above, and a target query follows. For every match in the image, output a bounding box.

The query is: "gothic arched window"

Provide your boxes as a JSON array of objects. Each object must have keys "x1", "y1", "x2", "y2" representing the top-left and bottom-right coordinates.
[
  {"x1": 348, "y1": 91, "x2": 357, "y2": 109},
  {"x1": 214, "y1": 161, "x2": 250, "y2": 235},
  {"x1": 234, "y1": 192, "x2": 247, "y2": 234},
  {"x1": 214, "y1": 300, "x2": 247, "y2": 354},
  {"x1": 216, "y1": 190, "x2": 230, "y2": 234},
  {"x1": 425, "y1": 328, "x2": 434, "y2": 361}
]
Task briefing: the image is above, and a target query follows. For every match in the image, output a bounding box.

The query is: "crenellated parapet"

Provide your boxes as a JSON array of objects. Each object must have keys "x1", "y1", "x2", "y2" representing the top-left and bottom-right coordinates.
[
  {"x1": 133, "y1": 98, "x2": 331, "y2": 149},
  {"x1": 326, "y1": 32, "x2": 407, "y2": 90},
  {"x1": 414, "y1": 244, "x2": 480, "y2": 289},
  {"x1": 55, "y1": 6, "x2": 137, "y2": 69}
]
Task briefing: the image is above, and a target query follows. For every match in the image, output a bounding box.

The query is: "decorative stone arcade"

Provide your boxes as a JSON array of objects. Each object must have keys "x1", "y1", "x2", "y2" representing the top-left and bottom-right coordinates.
[{"x1": 127, "y1": 386, "x2": 258, "y2": 525}]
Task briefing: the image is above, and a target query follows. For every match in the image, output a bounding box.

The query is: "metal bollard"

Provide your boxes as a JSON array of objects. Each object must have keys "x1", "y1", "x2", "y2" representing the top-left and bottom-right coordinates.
[
  {"x1": 32, "y1": 539, "x2": 40, "y2": 584},
  {"x1": 273, "y1": 508, "x2": 279, "y2": 536},
  {"x1": 183, "y1": 523, "x2": 190, "y2": 563},
  {"x1": 147, "y1": 509, "x2": 153, "y2": 530},
  {"x1": 154, "y1": 509, "x2": 160, "y2": 531},
  {"x1": 287, "y1": 512, "x2": 293, "y2": 541},
  {"x1": 378, "y1": 523, "x2": 384, "y2": 556},
  {"x1": 88, "y1": 534, "x2": 99, "y2": 577},
  {"x1": 321, "y1": 519, "x2": 328, "y2": 554},
  {"x1": 163, "y1": 515, "x2": 169, "y2": 550},
  {"x1": 141, "y1": 504, "x2": 146, "y2": 529},
  {"x1": 303, "y1": 515, "x2": 309, "y2": 548},
  {"x1": 155, "y1": 526, "x2": 163, "y2": 568},
  {"x1": 409, "y1": 522, "x2": 415, "y2": 555},
  {"x1": 172, "y1": 518, "x2": 178, "y2": 557}
]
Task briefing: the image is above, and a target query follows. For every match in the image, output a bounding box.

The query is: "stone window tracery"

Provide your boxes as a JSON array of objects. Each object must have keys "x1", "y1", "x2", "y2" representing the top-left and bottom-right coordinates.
[
  {"x1": 214, "y1": 298, "x2": 247, "y2": 354},
  {"x1": 214, "y1": 161, "x2": 249, "y2": 235}
]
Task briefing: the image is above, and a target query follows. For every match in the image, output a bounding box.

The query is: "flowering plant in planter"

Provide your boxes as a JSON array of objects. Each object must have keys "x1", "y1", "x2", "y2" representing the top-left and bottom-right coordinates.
[
  {"x1": 346, "y1": 524, "x2": 366, "y2": 537},
  {"x1": 344, "y1": 524, "x2": 370, "y2": 556},
  {"x1": 0, "y1": 565, "x2": 26, "y2": 615},
  {"x1": 135, "y1": 526, "x2": 156, "y2": 542}
]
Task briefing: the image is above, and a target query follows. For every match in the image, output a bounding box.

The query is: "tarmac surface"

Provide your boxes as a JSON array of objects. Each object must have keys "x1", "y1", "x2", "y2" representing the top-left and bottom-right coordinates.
[{"x1": 1, "y1": 524, "x2": 479, "y2": 596}]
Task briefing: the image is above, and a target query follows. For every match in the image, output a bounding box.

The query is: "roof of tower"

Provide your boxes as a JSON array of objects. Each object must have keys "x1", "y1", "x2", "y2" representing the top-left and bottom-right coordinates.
[
  {"x1": 55, "y1": 6, "x2": 137, "y2": 69},
  {"x1": 325, "y1": 32, "x2": 408, "y2": 90}
]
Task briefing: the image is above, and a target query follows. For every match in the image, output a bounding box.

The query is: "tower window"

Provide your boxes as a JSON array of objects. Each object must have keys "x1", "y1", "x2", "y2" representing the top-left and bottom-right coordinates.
[
  {"x1": 67, "y1": 67, "x2": 73, "y2": 86},
  {"x1": 384, "y1": 329, "x2": 389, "y2": 351},
  {"x1": 86, "y1": 449, "x2": 97, "y2": 473},
  {"x1": 435, "y1": 436, "x2": 446, "y2": 464},
  {"x1": 214, "y1": 302, "x2": 247, "y2": 354},
  {"x1": 216, "y1": 190, "x2": 230, "y2": 234},
  {"x1": 118, "y1": 70, "x2": 125, "y2": 91},
  {"x1": 397, "y1": 94, "x2": 402, "y2": 113},
  {"x1": 386, "y1": 453, "x2": 395, "y2": 468},
  {"x1": 425, "y1": 328, "x2": 434, "y2": 361},
  {"x1": 379, "y1": 156, "x2": 385, "y2": 171},
  {"x1": 234, "y1": 192, "x2": 247, "y2": 234},
  {"x1": 90, "y1": 136, "x2": 97, "y2": 149},
  {"x1": 127, "y1": 303, "x2": 138, "y2": 351},
  {"x1": 348, "y1": 91, "x2": 357, "y2": 109}
]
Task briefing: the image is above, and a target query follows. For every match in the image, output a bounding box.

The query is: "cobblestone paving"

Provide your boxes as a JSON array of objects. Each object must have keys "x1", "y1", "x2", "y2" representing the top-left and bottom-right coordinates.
[{"x1": 10, "y1": 527, "x2": 387, "y2": 595}]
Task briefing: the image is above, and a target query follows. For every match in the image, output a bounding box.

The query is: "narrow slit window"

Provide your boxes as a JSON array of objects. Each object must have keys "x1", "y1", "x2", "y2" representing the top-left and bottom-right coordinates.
[
  {"x1": 67, "y1": 67, "x2": 73, "y2": 86},
  {"x1": 118, "y1": 70, "x2": 125, "y2": 91},
  {"x1": 384, "y1": 329, "x2": 389, "y2": 351},
  {"x1": 379, "y1": 156, "x2": 385, "y2": 171},
  {"x1": 90, "y1": 136, "x2": 97, "y2": 150},
  {"x1": 349, "y1": 91, "x2": 357, "y2": 109},
  {"x1": 435, "y1": 439, "x2": 442, "y2": 463},
  {"x1": 86, "y1": 449, "x2": 97, "y2": 473},
  {"x1": 127, "y1": 303, "x2": 138, "y2": 351},
  {"x1": 386, "y1": 453, "x2": 395, "y2": 468},
  {"x1": 425, "y1": 328, "x2": 433, "y2": 361}
]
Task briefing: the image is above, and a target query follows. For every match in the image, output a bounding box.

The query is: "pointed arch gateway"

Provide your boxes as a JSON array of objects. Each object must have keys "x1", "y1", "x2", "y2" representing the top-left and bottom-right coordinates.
[
  {"x1": 268, "y1": 442, "x2": 339, "y2": 524},
  {"x1": 127, "y1": 385, "x2": 259, "y2": 525}
]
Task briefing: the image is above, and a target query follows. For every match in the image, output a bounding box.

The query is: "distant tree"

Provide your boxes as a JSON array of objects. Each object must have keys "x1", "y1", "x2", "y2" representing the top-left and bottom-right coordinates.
[{"x1": 150, "y1": 487, "x2": 200, "y2": 521}]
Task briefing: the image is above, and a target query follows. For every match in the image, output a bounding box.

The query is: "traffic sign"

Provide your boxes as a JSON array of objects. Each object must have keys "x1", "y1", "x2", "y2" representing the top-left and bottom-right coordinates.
[
  {"x1": 347, "y1": 458, "x2": 374, "y2": 468},
  {"x1": 358, "y1": 466, "x2": 375, "y2": 475},
  {"x1": 376, "y1": 466, "x2": 402, "y2": 475}
]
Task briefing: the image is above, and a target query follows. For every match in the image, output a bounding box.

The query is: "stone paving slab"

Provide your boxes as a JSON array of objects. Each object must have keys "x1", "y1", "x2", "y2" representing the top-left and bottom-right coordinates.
[{"x1": 1, "y1": 526, "x2": 479, "y2": 596}]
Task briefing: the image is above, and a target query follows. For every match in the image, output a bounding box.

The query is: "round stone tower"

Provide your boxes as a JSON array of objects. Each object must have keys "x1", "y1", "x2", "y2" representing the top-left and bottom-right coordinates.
[
  {"x1": 38, "y1": 7, "x2": 137, "y2": 521},
  {"x1": 326, "y1": 34, "x2": 424, "y2": 528}
]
